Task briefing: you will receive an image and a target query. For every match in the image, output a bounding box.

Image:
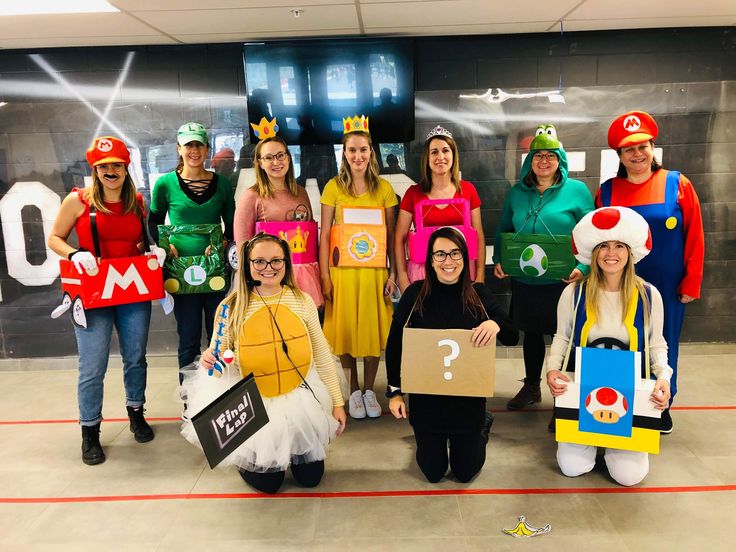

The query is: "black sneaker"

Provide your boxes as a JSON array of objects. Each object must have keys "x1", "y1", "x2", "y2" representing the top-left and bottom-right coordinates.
[
  {"x1": 127, "y1": 406, "x2": 155, "y2": 443},
  {"x1": 660, "y1": 408, "x2": 673, "y2": 434}
]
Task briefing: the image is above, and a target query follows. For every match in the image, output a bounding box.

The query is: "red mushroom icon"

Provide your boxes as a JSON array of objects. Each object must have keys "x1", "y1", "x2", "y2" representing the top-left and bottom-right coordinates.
[{"x1": 585, "y1": 387, "x2": 628, "y2": 424}]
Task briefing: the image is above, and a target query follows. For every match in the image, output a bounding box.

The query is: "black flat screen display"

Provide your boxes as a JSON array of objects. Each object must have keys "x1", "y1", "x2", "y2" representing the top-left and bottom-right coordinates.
[{"x1": 244, "y1": 39, "x2": 415, "y2": 145}]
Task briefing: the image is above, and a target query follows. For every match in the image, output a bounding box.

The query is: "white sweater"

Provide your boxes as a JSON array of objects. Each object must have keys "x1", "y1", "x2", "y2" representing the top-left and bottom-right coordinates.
[{"x1": 547, "y1": 283, "x2": 673, "y2": 381}]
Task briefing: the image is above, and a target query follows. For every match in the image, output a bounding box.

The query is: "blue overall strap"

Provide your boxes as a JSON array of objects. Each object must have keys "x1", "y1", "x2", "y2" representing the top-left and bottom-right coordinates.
[
  {"x1": 664, "y1": 170, "x2": 681, "y2": 211},
  {"x1": 599, "y1": 178, "x2": 613, "y2": 207}
]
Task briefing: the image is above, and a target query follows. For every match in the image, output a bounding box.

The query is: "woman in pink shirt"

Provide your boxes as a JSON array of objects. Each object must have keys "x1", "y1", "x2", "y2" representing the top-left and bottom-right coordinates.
[{"x1": 233, "y1": 134, "x2": 322, "y2": 306}]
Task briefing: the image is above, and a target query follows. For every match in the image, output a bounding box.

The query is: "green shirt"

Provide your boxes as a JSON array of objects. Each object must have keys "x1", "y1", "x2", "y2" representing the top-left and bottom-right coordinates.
[{"x1": 151, "y1": 171, "x2": 235, "y2": 256}]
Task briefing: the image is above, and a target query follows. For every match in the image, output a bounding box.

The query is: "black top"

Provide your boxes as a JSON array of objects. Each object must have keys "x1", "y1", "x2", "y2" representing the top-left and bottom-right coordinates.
[{"x1": 386, "y1": 281, "x2": 518, "y2": 433}]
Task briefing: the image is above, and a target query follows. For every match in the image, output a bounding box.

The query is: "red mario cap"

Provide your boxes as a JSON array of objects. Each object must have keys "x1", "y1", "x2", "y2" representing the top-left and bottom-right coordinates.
[
  {"x1": 607, "y1": 111, "x2": 658, "y2": 149},
  {"x1": 86, "y1": 136, "x2": 131, "y2": 167}
]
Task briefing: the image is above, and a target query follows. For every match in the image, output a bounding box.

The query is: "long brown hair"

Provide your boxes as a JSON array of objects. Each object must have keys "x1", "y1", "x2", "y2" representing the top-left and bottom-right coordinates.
[
  {"x1": 416, "y1": 227, "x2": 484, "y2": 318},
  {"x1": 222, "y1": 233, "x2": 302, "y2": 349},
  {"x1": 86, "y1": 170, "x2": 139, "y2": 215},
  {"x1": 250, "y1": 136, "x2": 298, "y2": 198},
  {"x1": 419, "y1": 135, "x2": 461, "y2": 194},
  {"x1": 335, "y1": 130, "x2": 381, "y2": 197},
  {"x1": 586, "y1": 242, "x2": 649, "y2": 323}
]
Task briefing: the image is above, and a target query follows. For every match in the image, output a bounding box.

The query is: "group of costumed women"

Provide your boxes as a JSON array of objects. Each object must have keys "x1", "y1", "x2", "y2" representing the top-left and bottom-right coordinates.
[{"x1": 49, "y1": 109, "x2": 703, "y2": 492}]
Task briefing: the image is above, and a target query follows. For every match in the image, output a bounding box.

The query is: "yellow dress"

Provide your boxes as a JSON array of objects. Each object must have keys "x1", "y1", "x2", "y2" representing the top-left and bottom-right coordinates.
[{"x1": 321, "y1": 177, "x2": 397, "y2": 357}]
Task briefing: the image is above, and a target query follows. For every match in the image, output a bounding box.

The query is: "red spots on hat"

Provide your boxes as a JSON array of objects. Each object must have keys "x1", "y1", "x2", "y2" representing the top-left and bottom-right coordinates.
[
  {"x1": 623, "y1": 397, "x2": 628, "y2": 412},
  {"x1": 591, "y1": 208, "x2": 621, "y2": 230},
  {"x1": 571, "y1": 235, "x2": 578, "y2": 255},
  {"x1": 645, "y1": 229, "x2": 652, "y2": 251},
  {"x1": 585, "y1": 394, "x2": 591, "y2": 407},
  {"x1": 596, "y1": 387, "x2": 617, "y2": 406}
]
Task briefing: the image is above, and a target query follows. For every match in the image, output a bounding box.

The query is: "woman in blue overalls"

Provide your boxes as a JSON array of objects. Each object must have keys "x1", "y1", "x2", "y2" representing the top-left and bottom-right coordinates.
[{"x1": 595, "y1": 111, "x2": 704, "y2": 434}]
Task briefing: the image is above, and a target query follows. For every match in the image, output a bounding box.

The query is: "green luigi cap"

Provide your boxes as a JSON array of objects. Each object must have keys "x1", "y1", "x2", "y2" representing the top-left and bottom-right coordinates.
[
  {"x1": 177, "y1": 122, "x2": 209, "y2": 146},
  {"x1": 529, "y1": 124, "x2": 560, "y2": 151}
]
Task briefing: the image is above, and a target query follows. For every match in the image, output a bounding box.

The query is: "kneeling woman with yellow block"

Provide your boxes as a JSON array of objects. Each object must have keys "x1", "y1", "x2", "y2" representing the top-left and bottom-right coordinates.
[
  {"x1": 546, "y1": 206, "x2": 672, "y2": 487},
  {"x1": 386, "y1": 227, "x2": 517, "y2": 483}
]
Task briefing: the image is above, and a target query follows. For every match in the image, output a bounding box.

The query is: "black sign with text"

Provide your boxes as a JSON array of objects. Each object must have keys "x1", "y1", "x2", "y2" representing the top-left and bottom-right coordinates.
[{"x1": 191, "y1": 374, "x2": 269, "y2": 469}]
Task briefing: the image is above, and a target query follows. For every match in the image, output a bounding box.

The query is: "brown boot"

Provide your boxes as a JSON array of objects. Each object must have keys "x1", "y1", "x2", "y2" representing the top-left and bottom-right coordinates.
[{"x1": 507, "y1": 379, "x2": 542, "y2": 410}]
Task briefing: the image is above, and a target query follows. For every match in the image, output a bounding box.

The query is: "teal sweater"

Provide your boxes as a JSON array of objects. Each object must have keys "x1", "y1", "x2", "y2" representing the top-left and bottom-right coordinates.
[
  {"x1": 151, "y1": 171, "x2": 235, "y2": 256},
  {"x1": 492, "y1": 147, "x2": 594, "y2": 285}
]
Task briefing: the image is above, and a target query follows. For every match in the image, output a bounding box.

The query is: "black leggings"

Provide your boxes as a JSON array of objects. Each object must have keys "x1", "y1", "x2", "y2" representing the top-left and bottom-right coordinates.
[
  {"x1": 413, "y1": 430, "x2": 486, "y2": 483},
  {"x1": 523, "y1": 332, "x2": 549, "y2": 382},
  {"x1": 239, "y1": 460, "x2": 325, "y2": 494}
]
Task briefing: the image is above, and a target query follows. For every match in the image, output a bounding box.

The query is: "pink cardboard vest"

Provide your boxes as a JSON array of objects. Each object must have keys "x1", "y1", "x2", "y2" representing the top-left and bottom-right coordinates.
[
  {"x1": 255, "y1": 220, "x2": 318, "y2": 264},
  {"x1": 407, "y1": 198, "x2": 478, "y2": 264}
]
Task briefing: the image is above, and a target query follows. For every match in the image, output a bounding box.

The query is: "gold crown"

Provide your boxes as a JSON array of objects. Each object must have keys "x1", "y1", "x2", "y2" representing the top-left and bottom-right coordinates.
[
  {"x1": 250, "y1": 117, "x2": 279, "y2": 140},
  {"x1": 342, "y1": 115, "x2": 369, "y2": 135}
]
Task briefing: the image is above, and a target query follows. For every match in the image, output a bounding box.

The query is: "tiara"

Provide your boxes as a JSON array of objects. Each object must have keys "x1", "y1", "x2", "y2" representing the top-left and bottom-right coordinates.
[
  {"x1": 343, "y1": 115, "x2": 369, "y2": 134},
  {"x1": 426, "y1": 125, "x2": 453, "y2": 141},
  {"x1": 250, "y1": 117, "x2": 279, "y2": 140}
]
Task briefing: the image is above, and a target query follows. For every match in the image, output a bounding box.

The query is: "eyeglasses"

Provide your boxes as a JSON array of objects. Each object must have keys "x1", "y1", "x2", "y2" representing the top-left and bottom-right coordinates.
[
  {"x1": 532, "y1": 153, "x2": 558, "y2": 162},
  {"x1": 258, "y1": 152, "x2": 288, "y2": 164},
  {"x1": 432, "y1": 249, "x2": 463, "y2": 262},
  {"x1": 96, "y1": 163, "x2": 125, "y2": 171},
  {"x1": 250, "y1": 257, "x2": 285, "y2": 270}
]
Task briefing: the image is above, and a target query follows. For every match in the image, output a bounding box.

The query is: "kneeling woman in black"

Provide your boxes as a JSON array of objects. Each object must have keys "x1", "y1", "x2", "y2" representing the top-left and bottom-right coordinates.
[{"x1": 386, "y1": 227, "x2": 518, "y2": 483}]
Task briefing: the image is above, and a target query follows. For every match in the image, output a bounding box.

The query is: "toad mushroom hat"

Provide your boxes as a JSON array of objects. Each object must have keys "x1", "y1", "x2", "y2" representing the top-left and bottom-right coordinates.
[{"x1": 571, "y1": 206, "x2": 652, "y2": 265}]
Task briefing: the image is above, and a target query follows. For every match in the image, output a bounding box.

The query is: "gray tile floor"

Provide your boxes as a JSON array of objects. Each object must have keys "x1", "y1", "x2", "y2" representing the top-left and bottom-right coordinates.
[{"x1": 1, "y1": 348, "x2": 735, "y2": 551}]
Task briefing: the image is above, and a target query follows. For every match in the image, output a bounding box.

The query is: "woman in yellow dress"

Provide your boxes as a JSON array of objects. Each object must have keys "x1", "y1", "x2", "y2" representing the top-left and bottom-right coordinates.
[{"x1": 319, "y1": 115, "x2": 398, "y2": 420}]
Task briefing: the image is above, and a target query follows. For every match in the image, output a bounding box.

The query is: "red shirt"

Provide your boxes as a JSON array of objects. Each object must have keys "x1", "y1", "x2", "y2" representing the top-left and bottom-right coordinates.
[
  {"x1": 74, "y1": 188, "x2": 145, "y2": 259},
  {"x1": 399, "y1": 180, "x2": 481, "y2": 227}
]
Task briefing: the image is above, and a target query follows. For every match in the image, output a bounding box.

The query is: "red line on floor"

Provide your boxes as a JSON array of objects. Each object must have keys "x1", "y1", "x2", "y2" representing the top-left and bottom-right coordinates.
[
  {"x1": 1, "y1": 406, "x2": 734, "y2": 425},
  {"x1": 2, "y1": 484, "x2": 735, "y2": 504}
]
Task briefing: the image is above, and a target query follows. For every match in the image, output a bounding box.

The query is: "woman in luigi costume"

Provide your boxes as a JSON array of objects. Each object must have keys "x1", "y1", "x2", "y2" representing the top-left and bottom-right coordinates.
[
  {"x1": 149, "y1": 122, "x2": 235, "y2": 377},
  {"x1": 182, "y1": 233, "x2": 346, "y2": 494}
]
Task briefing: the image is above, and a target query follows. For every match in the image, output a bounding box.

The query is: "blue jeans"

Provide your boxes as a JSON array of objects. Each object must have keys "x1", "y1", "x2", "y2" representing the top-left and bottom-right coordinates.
[
  {"x1": 173, "y1": 291, "x2": 227, "y2": 370},
  {"x1": 74, "y1": 301, "x2": 152, "y2": 426}
]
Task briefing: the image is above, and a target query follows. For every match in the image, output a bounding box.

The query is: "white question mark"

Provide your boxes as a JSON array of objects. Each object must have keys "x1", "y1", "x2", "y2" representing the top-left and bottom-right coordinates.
[{"x1": 437, "y1": 339, "x2": 460, "y2": 381}]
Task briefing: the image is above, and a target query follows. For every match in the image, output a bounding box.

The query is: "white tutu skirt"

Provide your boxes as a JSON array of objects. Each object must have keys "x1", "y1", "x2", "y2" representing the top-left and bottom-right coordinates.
[{"x1": 181, "y1": 364, "x2": 339, "y2": 473}]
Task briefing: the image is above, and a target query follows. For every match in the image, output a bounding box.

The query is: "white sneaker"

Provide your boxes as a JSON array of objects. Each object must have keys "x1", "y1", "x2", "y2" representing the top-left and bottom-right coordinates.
[
  {"x1": 363, "y1": 390, "x2": 382, "y2": 418},
  {"x1": 348, "y1": 389, "x2": 366, "y2": 419}
]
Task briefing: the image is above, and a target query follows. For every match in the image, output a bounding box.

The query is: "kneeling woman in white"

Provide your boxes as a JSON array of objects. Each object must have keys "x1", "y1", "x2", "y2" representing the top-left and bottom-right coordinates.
[
  {"x1": 546, "y1": 207, "x2": 672, "y2": 486},
  {"x1": 183, "y1": 233, "x2": 346, "y2": 494}
]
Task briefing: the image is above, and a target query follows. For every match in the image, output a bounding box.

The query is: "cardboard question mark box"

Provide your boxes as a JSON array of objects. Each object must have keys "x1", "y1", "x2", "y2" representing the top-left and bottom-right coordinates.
[{"x1": 400, "y1": 328, "x2": 496, "y2": 397}]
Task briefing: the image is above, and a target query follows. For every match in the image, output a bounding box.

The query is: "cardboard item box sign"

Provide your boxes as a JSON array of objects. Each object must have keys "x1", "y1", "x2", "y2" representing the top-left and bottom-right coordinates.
[{"x1": 401, "y1": 328, "x2": 496, "y2": 397}]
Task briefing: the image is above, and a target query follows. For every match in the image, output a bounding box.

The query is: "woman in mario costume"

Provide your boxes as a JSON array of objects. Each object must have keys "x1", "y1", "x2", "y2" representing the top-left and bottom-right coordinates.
[
  {"x1": 394, "y1": 125, "x2": 486, "y2": 289},
  {"x1": 182, "y1": 233, "x2": 346, "y2": 494},
  {"x1": 546, "y1": 206, "x2": 672, "y2": 486},
  {"x1": 493, "y1": 124, "x2": 594, "y2": 412},
  {"x1": 233, "y1": 117, "x2": 322, "y2": 307},
  {"x1": 49, "y1": 137, "x2": 167, "y2": 465},
  {"x1": 148, "y1": 122, "x2": 236, "y2": 378},
  {"x1": 597, "y1": 111, "x2": 704, "y2": 433},
  {"x1": 319, "y1": 115, "x2": 398, "y2": 421}
]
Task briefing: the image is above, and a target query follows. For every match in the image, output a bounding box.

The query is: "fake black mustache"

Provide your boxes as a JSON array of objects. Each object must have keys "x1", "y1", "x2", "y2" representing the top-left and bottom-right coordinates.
[{"x1": 102, "y1": 174, "x2": 120, "y2": 180}]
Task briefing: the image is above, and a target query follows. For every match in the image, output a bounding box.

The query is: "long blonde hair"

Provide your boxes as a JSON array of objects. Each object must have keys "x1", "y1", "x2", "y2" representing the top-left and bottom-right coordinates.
[
  {"x1": 335, "y1": 130, "x2": 381, "y2": 197},
  {"x1": 250, "y1": 136, "x2": 298, "y2": 198},
  {"x1": 222, "y1": 234, "x2": 302, "y2": 349},
  {"x1": 586, "y1": 242, "x2": 650, "y2": 323},
  {"x1": 86, "y1": 170, "x2": 139, "y2": 215},
  {"x1": 419, "y1": 135, "x2": 461, "y2": 194}
]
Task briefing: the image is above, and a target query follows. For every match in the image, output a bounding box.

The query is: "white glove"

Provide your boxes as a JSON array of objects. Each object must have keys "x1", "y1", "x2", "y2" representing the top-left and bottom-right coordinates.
[
  {"x1": 70, "y1": 251, "x2": 97, "y2": 274},
  {"x1": 149, "y1": 245, "x2": 167, "y2": 267}
]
